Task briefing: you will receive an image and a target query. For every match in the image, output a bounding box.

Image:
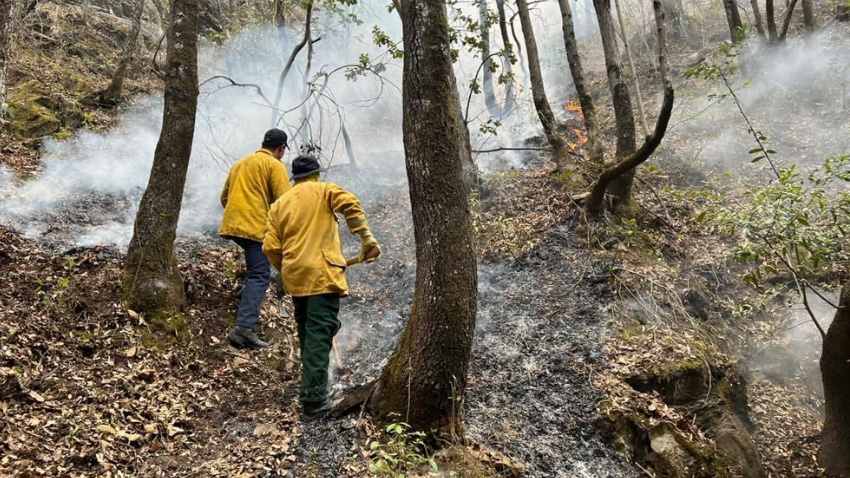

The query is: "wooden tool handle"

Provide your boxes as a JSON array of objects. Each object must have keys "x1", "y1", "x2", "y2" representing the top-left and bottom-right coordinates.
[{"x1": 345, "y1": 246, "x2": 380, "y2": 266}]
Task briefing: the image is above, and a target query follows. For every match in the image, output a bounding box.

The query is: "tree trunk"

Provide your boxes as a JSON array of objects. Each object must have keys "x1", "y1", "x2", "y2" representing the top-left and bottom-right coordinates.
[
  {"x1": 516, "y1": 0, "x2": 570, "y2": 170},
  {"x1": 102, "y1": 0, "x2": 146, "y2": 105},
  {"x1": 367, "y1": 0, "x2": 478, "y2": 440},
  {"x1": 766, "y1": 0, "x2": 778, "y2": 43},
  {"x1": 0, "y1": 0, "x2": 13, "y2": 120},
  {"x1": 614, "y1": 0, "x2": 649, "y2": 139},
  {"x1": 665, "y1": 0, "x2": 687, "y2": 39},
  {"x1": 750, "y1": 0, "x2": 767, "y2": 40},
  {"x1": 820, "y1": 281, "x2": 850, "y2": 475},
  {"x1": 123, "y1": 0, "x2": 199, "y2": 314},
  {"x1": 556, "y1": 0, "x2": 603, "y2": 164},
  {"x1": 593, "y1": 0, "x2": 636, "y2": 208},
  {"x1": 723, "y1": 0, "x2": 744, "y2": 42},
  {"x1": 586, "y1": 0, "x2": 673, "y2": 214},
  {"x1": 479, "y1": 0, "x2": 501, "y2": 118},
  {"x1": 271, "y1": 0, "x2": 313, "y2": 128},
  {"x1": 801, "y1": 0, "x2": 814, "y2": 32},
  {"x1": 779, "y1": 0, "x2": 799, "y2": 40},
  {"x1": 494, "y1": 0, "x2": 515, "y2": 113}
]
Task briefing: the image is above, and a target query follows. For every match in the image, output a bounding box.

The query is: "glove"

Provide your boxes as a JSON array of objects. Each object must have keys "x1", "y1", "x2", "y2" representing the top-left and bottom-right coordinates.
[{"x1": 358, "y1": 230, "x2": 382, "y2": 263}]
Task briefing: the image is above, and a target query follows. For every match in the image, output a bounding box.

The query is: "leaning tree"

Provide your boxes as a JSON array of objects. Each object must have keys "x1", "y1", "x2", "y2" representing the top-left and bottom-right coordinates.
[
  {"x1": 366, "y1": 0, "x2": 479, "y2": 439},
  {"x1": 584, "y1": 0, "x2": 674, "y2": 214},
  {"x1": 123, "y1": 0, "x2": 199, "y2": 314}
]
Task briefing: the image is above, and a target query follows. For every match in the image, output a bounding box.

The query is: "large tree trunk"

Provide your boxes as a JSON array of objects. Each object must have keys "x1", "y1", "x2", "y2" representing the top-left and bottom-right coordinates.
[
  {"x1": 368, "y1": 0, "x2": 478, "y2": 440},
  {"x1": 494, "y1": 0, "x2": 515, "y2": 114},
  {"x1": 586, "y1": 0, "x2": 673, "y2": 214},
  {"x1": 516, "y1": 0, "x2": 570, "y2": 170},
  {"x1": 123, "y1": 0, "x2": 199, "y2": 314},
  {"x1": 593, "y1": 0, "x2": 636, "y2": 208},
  {"x1": 101, "y1": 0, "x2": 146, "y2": 105},
  {"x1": 0, "y1": 0, "x2": 13, "y2": 120},
  {"x1": 820, "y1": 281, "x2": 850, "y2": 475},
  {"x1": 750, "y1": 0, "x2": 767, "y2": 40},
  {"x1": 766, "y1": 0, "x2": 778, "y2": 43},
  {"x1": 801, "y1": 0, "x2": 814, "y2": 32},
  {"x1": 723, "y1": 0, "x2": 744, "y2": 42},
  {"x1": 556, "y1": 0, "x2": 603, "y2": 164}
]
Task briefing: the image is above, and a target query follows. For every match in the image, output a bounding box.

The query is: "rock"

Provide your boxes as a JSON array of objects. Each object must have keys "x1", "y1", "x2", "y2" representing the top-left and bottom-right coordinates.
[
  {"x1": 649, "y1": 422, "x2": 698, "y2": 476},
  {"x1": 8, "y1": 80, "x2": 62, "y2": 139}
]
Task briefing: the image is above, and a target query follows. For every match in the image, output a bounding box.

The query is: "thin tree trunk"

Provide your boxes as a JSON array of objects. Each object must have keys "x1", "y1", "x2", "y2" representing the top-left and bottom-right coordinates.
[
  {"x1": 556, "y1": 0, "x2": 602, "y2": 164},
  {"x1": 766, "y1": 0, "x2": 778, "y2": 43},
  {"x1": 592, "y1": 0, "x2": 636, "y2": 208},
  {"x1": 480, "y1": 0, "x2": 501, "y2": 118},
  {"x1": 516, "y1": 0, "x2": 570, "y2": 170},
  {"x1": 801, "y1": 0, "x2": 814, "y2": 31},
  {"x1": 0, "y1": 0, "x2": 14, "y2": 119},
  {"x1": 779, "y1": 0, "x2": 799, "y2": 40},
  {"x1": 666, "y1": 0, "x2": 687, "y2": 39},
  {"x1": 586, "y1": 0, "x2": 673, "y2": 214},
  {"x1": 820, "y1": 281, "x2": 850, "y2": 475},
  {"x1": 614, "y1": 0, "x2": 649, "y2": 139},
  {"x1": 123, "y1": 0, "x2": 199, "y2": 314},
  {"x1": 102, "y1": 0, "x2": 146, "y2": 105},
  {"x1": 368, "y1": 0, "x2": 478, "y2": 440},
  {"x1": 750, "y1": 0, "x2": 767, "y2": 39},
  {"x1": 723, "y1": 0, "x2": 744, "y2": 41},
  {"x1": 494, "y1": 0, "x2": 515, "y2": 113},
  {"x1": 271, "y1": 0, "x2": 313, "y2": 127}
]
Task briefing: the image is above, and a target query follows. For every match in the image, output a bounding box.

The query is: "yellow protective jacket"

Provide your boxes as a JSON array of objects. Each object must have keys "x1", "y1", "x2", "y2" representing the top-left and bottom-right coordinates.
[
  {"x1": 263, "y1": 180, "x2": 369, "y2": 297},
  {"x1": 219, "y1": 149, "x2": 291, "y2": 242}
]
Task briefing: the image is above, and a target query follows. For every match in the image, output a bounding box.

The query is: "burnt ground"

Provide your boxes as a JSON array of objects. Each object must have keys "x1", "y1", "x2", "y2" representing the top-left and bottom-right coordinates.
[{"x1": 1, "y1": 164, "x2": 639, "y2": 477}]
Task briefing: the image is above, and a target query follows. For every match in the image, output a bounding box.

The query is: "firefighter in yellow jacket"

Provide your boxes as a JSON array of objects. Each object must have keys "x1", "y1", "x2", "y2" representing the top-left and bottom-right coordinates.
[
  {"x1": 263, "y1": 154, "x2": 381, "y2": 418},
  {"x1": 220, "y1": 129, "x2": 291, "y2": 349}
]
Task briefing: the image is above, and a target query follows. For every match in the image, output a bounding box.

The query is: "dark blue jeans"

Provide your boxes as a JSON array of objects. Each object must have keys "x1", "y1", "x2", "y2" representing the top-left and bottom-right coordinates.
[{"x1": 232, "y1": 237, "x2": 271, "y2": 330}]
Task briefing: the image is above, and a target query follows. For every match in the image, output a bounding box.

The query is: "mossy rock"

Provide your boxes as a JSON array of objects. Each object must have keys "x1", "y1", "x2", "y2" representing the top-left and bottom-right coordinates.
[{"x1": 8, "y1": 80, "x2": 61, "y2": 139}]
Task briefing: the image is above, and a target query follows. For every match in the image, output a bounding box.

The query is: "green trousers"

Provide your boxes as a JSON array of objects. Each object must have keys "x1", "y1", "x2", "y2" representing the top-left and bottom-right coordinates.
[{"x1": 293, "y1": 294, "x2": 341, "y2": 403}]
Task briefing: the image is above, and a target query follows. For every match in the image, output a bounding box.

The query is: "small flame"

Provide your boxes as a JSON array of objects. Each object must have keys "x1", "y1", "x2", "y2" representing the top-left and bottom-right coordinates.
[{"x1": 564, "y1": 101, "x2": 584, "y2": 120}]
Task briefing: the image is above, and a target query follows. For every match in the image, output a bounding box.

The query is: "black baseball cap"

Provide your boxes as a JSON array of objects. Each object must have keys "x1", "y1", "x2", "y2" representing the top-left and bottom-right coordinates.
[
  {"x1": 291, "y1": 154, "x2": 327, "y2": 179},
  {"x1": 262, "y1": 128, "x2": 288, "y2": 149}
]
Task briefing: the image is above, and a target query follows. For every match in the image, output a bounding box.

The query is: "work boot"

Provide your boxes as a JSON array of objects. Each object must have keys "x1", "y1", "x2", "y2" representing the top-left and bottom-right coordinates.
[
  {"x1": 228, "y1": 326, "x2": 270, "y2": 350},
  {"x1": 302, "y1": 399, "x2": 334, "y2": 420}
]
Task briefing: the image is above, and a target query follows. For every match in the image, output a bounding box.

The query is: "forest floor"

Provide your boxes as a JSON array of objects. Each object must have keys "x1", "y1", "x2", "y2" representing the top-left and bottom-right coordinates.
[{"x1": 2, "y1": 4, "x2": 847, "y2": 478}]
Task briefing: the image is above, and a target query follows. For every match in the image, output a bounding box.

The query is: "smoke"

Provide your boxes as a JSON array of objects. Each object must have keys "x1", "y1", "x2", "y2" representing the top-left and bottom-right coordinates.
[
  {"x1": 0, "y1": 0, "x2": 589, "y2": 248},
  {"x1": 666, "y1": 24, "x2": 850, "y2": 179}
]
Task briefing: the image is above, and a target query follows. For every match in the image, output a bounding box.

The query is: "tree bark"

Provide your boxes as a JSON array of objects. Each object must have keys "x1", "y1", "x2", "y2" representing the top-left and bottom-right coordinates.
[
  {"x1": 494, "y1": 0, "x2": 515, "y2": 114},
  {"x1": 820, "y1": 281, "x2": 850, "y2": 475},
  {"x1": 556, "y1": 0, "x2": 603, "y2": 164},
  {"x1": 723, "y1": 0, "x2": 744, "y2": 42},
  {"x1": 750, "y1": 0, "x2": 767, "y2": 40},
  {"x1": 516, "y1": 0, "x2": 570, "y2": 170},
  {"x1": 766, "y1": 0, "x2": 778, "y2": 43},
  {"x1": 586, "y1": 0, "x2": 674, "y2": 214},
  {"x1": 123, "y1": 0, "x2": 199, "y2": 314},
  {"x1": 102, "y1": 0, "x2": 146, "y2": 105},
  {"x1": 801, "y1": 0, "x2": 814, "y2": 32},
  {"x1": 0, "y1": 0, "x2": 13, "y2": 120},
  {"x1": 592, "y1": 0, "x2": 636, "y2": 207},
  {"x1": 479, "y1": 0, "x2": 501, "y2": 118},
  {"x1": 368, "y1": 0, "x2": 478, "y2": 440},
  {"x1": 614, "y1": 0, "x2": 649, "y2": 139},
  {"x1": 779, "y1": 0, "x2": 799, "y2": 40}
]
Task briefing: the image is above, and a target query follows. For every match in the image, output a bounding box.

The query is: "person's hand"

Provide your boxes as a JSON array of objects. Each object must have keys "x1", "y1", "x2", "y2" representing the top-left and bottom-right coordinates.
[{"x1": 359, "y1": 231, "x2": 382, "y2": 263}]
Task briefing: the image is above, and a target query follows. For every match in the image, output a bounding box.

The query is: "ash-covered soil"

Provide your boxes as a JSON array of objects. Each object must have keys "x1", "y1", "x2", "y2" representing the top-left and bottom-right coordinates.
[{"x1": 289, "y1": 177, "x2": 637, "y2": 477}]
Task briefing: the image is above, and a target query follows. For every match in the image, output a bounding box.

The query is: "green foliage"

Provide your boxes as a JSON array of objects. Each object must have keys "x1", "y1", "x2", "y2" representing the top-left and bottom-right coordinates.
[
  {"x1": 368, "y1": 421, "x2": 438, "y2": 477},
  {"x1": 703, "y1": 156, "x2": 850, "y2": 288}
]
